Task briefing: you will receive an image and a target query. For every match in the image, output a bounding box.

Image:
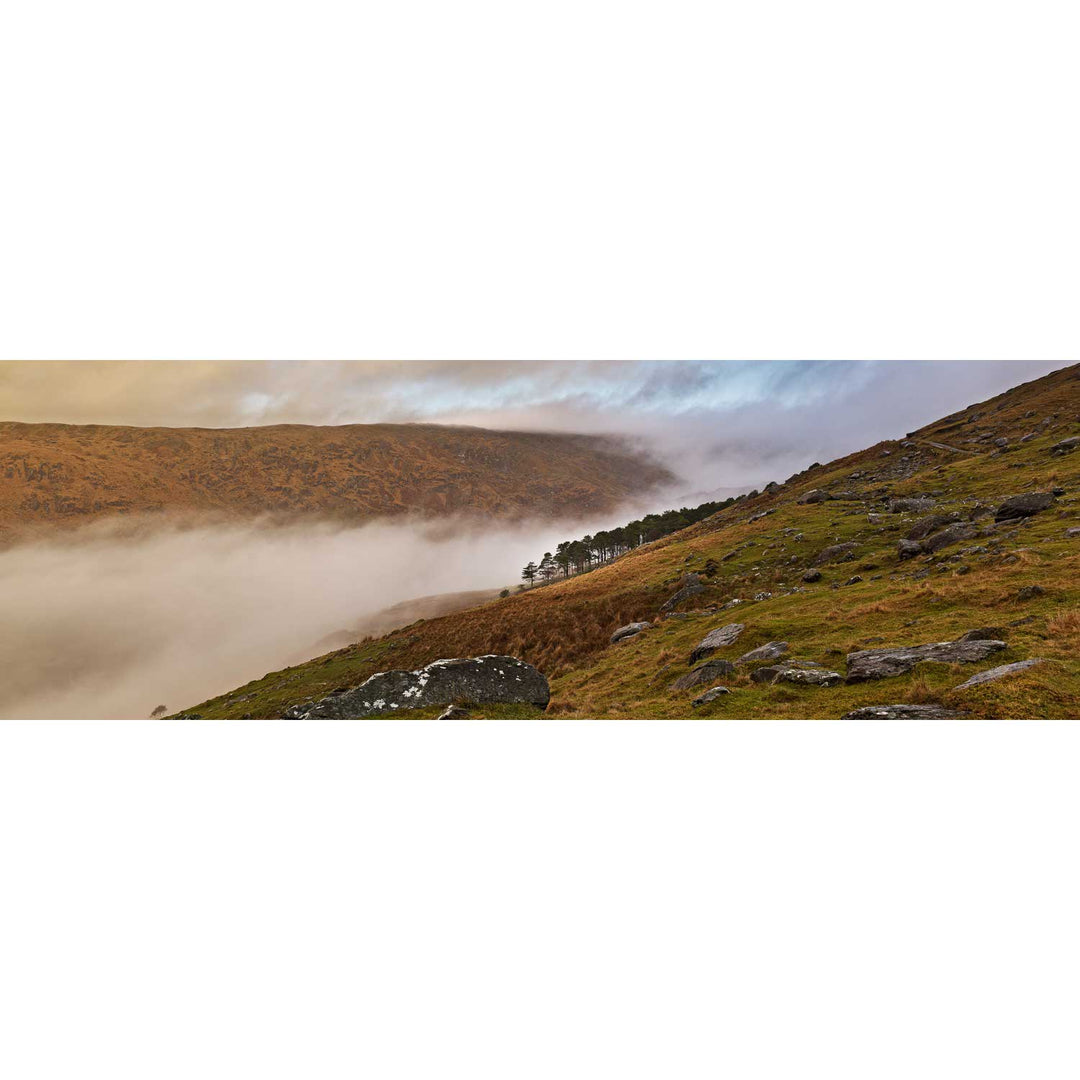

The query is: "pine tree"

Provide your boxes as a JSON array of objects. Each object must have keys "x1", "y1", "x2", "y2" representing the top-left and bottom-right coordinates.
[{"x1": 521, "y1": 561, "x2": 539, "y2": 587}]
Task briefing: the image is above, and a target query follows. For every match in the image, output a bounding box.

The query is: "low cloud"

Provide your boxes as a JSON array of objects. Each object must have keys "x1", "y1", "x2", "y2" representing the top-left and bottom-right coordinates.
[{"x1": 0, "y1": 513, "x2": 633, "y2": 719}]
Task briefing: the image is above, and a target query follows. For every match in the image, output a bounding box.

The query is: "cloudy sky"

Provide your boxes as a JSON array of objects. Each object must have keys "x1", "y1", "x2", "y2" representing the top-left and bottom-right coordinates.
[{"x1": 0, "y1": 360, "x2": 1065, "y2": 493}]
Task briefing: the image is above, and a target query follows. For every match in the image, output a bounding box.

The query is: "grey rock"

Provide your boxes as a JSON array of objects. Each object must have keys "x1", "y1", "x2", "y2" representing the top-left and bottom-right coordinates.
[
  {"x1": 752, "y1": 591, "x2": 773, "y2": 602},
  {"x1": 660, "y1": 582, "x2": 706, "y2": 612},
  {"x1": 889, "y1": 496, "x2": 936, "y2": 513},
  {"x1": 798, "y1": 488, "x2": 832, "y2": 504},
  {"x1": 845, "y1": 638, "x2": 1007, "y2": 681},
  {"x1": 840, "y1": 704, "x2": 970, "y2": 720},
  {"x1": 671, "y1": 659, "x2": 738, "y2": 692},
  {"x1": 752, "y1": 665, "x2": 842, "y2": 687},
  {"x1": 294, "y1": 655, "x2": 550, "y2": 718},
  {"x1": 1050, "y1": 436, "x2": 1080, "y2": 454},
  {"x1": 812, "y1": 542, "x2": 858, "y2": 565},
  {"x1": 955, "y1": 658, "x2": 1046, "y2": 690},
  {"x1": 920, "y1": 523, "x2": 978, "y2": 554},
  {"x1": 907, "y1": 512, "x2": 961, "y2": 541},
  {"x1": 1016, "y1": 585, "x2": 1044, "y2": 601},
  {"x1": 995, "y1": 491, "x2": 1056, "y2": 521},
  {"x1": 802, "y1": 568, "x2": 822, "y2": 582},
  {"x1": 691, "y1": 686, "x2": 731, "y2": 707},
  {"x1": 1066, "y1": 527, "x2": 1080, "y2": 538},
  {"x1": 688, "y1": 623, "x2": 745, "y2": 664},
  {"x1": 842, "y1": 575, "x2": 863, "y2": 586},
  {"x1": 736, "y1": 641, "x2": 789, "y2": 665},
  {"x1": 897, "y1": 538, "x2": 923, "y2": 560},
  {"x1": 610, "y1": 621, "x2": 651, "y2": 645}
]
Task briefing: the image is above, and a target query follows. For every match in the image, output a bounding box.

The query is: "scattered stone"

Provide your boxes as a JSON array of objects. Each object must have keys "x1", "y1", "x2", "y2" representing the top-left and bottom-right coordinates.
[
  {"x1": 688, "y1": 623, "x2": 745, "y2": 664},
  {"x1": 610, "y1": 621, "x2": 652, "y2": 645},
  {"x1": 840, "y1": 704, "x2": 970, "y2": 720},
  {"x1": 691, "y1": 686, "x2": 731, "y2": 707},
  {"x1": 1065, "y1": 527, "x2": 1080, "y2": 538},
  {"x1": 290, "y1": 655, "x2": 550, "y2": 718},
  {"x1": 842, "y1": 575, "x2": 863, "y2": 586},
  {"x1": 752, "y1": 591, "x2": 773, "y2": 602},
  {"x1": 1016, "y1": 585, "x2": 1044, "y2": 601},
  {"x1": 995, "y1": 491, "x2": 1056, "y2": 521},
  {"x1": 958, "y1": 627, "x2": 1006, "y2": 642},
  {"x1": 955, "y1": 658, "x2": 1046, "y2": 690},
  {"x1": 671, "y1": 659, "x2": 738, "y2": 692},
  {"x1": 845, "y1": 638, "x2": 1007, "y2": 681},
  {"x1": 736, "y1": 641, "x2": 789, "y2": 665}
]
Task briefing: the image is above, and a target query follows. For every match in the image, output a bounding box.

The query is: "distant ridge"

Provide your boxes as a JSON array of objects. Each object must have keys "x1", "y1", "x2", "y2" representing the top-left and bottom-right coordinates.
[{"x1": 0, "y1": 421, "x2": 674, "y2": 539}]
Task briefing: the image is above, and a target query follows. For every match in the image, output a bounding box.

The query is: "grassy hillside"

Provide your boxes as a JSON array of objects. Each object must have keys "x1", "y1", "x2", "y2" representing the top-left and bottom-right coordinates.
[
  {"x1": 178, "y1": 363, "x2": 1080, "y2": 719},
  {"x1": 0, "y1": 421, "x2": 672, "y2": 540}
]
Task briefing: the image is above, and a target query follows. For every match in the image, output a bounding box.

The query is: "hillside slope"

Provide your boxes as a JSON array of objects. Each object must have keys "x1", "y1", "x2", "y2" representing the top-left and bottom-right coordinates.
[
  {"x1": 181, "y1": 363, "x2": 1080, "y2": 719},
  {"x1": 0, "y1": 422, "x2": 672, "y2": 540}
]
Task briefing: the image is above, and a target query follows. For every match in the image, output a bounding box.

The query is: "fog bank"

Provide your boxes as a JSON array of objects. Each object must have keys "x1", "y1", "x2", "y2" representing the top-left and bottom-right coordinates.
[{"x1": 0, "y1": 514, "x2": 624, "y2": 719}]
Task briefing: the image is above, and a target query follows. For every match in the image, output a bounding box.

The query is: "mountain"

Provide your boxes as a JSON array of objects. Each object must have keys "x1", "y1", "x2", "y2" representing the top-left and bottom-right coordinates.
[
  {"x1": 180, "y1": 362, "x2": 1080, "y2": 719},
  {"x1": 0, "y1": 421, "x2": 673, "y2": 540}
]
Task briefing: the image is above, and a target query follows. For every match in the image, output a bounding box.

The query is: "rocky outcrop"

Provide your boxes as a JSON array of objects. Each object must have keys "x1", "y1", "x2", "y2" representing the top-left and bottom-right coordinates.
[
  {"x1": 688, "y1": 623, "x2": 745, "y2": 664},
  {"x1": 920, "y1": 522, "x2": 978, "y2": 554},
  {"x1": 995, "y1": 491, "x2": 1056, "y2": 521},
  {"x1": 611, "y1": 621, "x2": 651, "y2": 645},
  {"x1": 798, "y1": 489, "x2": 831, "y2": 504},
  {"x1": 840, "y1": 704, "x2": 970, "y2": 720},
  {"x1": 889, "y1": 496, "x2": 935, "y2": 513},
  {"x1": 735, "y1": 641, "x2": 788, "y2": 665},
  {"x1": 284, "y1": 655, "x2": 550, "y2": 718},
  {"x1": 897, "y1": 538, "x2": 923, "y2": 560},
  {"x1": 907, "y1": 512, "x2": 961, "y2": 541},
  {"x1": 1050, "y1": 436, "x2": 1080, "y2": 454},
  {"x1": 661, "y1": 573, "x2": 706, "y2": 612},
  {"x1": 845, "y1": 638, "x2": 1007, "y2": 681},
  {"x1": 670, "y1": 659, "x2": 737, "y2": 692},
  {"x1": 955, "y1": 658, "x2": 1045, "y2": 689}
]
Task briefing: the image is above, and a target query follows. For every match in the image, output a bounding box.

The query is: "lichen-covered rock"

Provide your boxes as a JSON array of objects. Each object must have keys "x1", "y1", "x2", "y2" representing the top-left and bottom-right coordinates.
[
  {"x1": 802, "y1": 568, "x2": 822, "y2": 582},
  {"x1": 840, "y1": 704, "x2": 970, "y2": 720},
  {"x1": 995, "y1": 491, "x2": 1056, "y2": 521},
  {"x1": 798, "y1": 489, "x2": 831, "y2": 504},
  {"x1": 610, "y1": 621, "x2": 651, "y2": 645},
  {"x1": 751, "y1": 665, "x2": 841, "y2": 687},
  {"x1": 735, "y1": 641, "x2": 789, "y2": 665},
  {"x1": 889, "y1": 496, "x2": 935, "y2": 513},
  {"x1": 691, "y1": 686, "x2": 731, "y2": 707},
  {"x1": 289, "y1": 655, "x2": 549, "y2": 718},
  {"x1": 670, "y1": 659, "x2": 737, "y2": 692},
  {"x1": 955, "y1": 658, "x2": 1045, "y2": 689},
  {"x1": 688, "y1": 623, "x2": 745, "y2": 664},
  {"x1": 845, "y1": 638, "x2": 1007, "y2": 681},
  {"x1": 920, "y1": 522, "x2": 978, "y2": 553},
  {"x1": 897, "y1": 538, "x2": 923, "y2": 560},
  {"x1": 1016, "y1": 585, "x2": 1045, "y2": 601},
  {"x1": 1050, "y1": 436, "x2": 1080, "y2": 454},
  {"x1": 660, "y1": 581, "x2": 706, "y2": 612}
]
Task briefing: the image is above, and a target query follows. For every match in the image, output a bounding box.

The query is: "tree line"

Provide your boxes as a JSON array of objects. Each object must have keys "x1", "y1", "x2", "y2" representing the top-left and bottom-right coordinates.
[{"x1": 518, "y1": 494, "x2": 748, "y2": 588}]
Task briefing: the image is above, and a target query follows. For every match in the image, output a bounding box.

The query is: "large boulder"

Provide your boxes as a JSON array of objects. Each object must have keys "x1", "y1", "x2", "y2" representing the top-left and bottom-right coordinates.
[
  {"x1": 735, "y1": 641, "x2": 789, "y2": 665},
  {"x1": 995, "y1": 491, "x2": 1056, "y2": 521},
  {"x1": 660, "y1": 576, "x2": 706, "y2": 612},
  {"x1": 845, "y1": 638, "x2": 1007, "y2": 681},
  {"x1": 688, "y1": 622, "x2": 745, "y2": 664},
  {"x1": 840, "y1": 704, "x2": 970, "y2": 720},
  {"x1": 897, "y1": 539, "x2": 923, "y2": 560},
  {"x1": 798, "y1": 489, "x2": 832, "y2": 504},
  {"x1": 812, "y1": 542, "x2": 858, "y2": 566},
  {"x1": 920, "y1": 522, "x2": 978, "y2": 554},
  {"x1": 955, "y1": 658, "x2": 1045, "y2": 689},
  {"x1": 670, "y1": 659, "x2": 737, "y2": 692},
  {"x1": 906, "y1": 512, "x2": 961, "y2": 541},
  {"x1": 286, "y1": 655, "x2": 550, "y2": 718},
  {"x1": 1050, "y1": 436, "x2": 1080, "y2": 454},
  {"x1": 889, "y1": 496, "x2": 935, "y2": 513},
  {"x1": 611, "y1": 621, "x2": 651, "y2": 645}
]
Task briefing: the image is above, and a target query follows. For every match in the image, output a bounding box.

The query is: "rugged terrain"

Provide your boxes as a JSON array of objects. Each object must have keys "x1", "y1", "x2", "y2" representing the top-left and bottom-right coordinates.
[
  {"x1": 179, "y1": 363, "x2": 1080, "y2": 718},
  {"x1": 0, "y1": 422, "x2": 672, "y2": 540}
]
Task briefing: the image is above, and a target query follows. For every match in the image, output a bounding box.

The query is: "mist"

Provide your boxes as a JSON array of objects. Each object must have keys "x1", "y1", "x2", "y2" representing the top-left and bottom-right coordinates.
[{"x1": 0, "y1": 513, "x2": 630, "y2": 720}]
